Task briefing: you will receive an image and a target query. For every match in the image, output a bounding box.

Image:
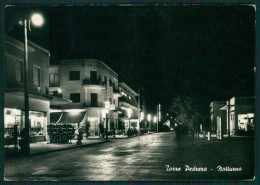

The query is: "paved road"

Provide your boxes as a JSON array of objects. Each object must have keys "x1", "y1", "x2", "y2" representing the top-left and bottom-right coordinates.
[{"x1": 4, "y1": 132, "x2": 254, "y2": 181}]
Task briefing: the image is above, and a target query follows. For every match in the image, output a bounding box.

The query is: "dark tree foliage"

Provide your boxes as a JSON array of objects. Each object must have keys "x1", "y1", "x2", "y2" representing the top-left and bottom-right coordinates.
[{"x1": 169, "y1": 94, "x2": 210, "y2": 130}]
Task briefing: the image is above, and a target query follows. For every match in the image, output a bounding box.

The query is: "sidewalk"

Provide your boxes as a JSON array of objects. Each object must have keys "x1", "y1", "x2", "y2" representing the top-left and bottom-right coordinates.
[
  {"x1": 5, "y1": 133, "x2": 150, "y2": 157},
  {"x1": 5, "y1": 138, "x2": 106, "y2": 157}
]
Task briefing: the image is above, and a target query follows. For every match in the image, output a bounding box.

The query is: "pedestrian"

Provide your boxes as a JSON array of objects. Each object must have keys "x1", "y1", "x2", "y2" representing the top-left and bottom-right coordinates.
[
  {"x1": 99, "y1": 123, "x2": 104, "y2": 140},
  {"x1": 85, "y1": 121, "x2": 90, "y2": 139},
  {"x1": 19, "y1": 128, "x2": 27, "y2": 153}
]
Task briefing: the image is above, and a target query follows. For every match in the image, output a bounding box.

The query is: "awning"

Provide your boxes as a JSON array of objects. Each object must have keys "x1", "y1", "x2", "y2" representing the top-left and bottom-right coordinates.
[
  {"x1": 50, "y1": 112, "x2": 63, "y2": 123},
  {"x1": 58, "y1": 112, "x2": 86, "y2": 124},
  {"x1": 6, "y1": 91, "x2": 51, "y2": 101}
]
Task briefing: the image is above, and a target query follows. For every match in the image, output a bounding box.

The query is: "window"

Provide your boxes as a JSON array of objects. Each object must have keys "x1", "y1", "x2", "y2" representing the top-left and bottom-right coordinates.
[
  {"x1": 109, "y1": 79, "x2": 112, "y2": 87},
  {"x1": 49, "y1": 73, "x2": 59, "y2": 86},
  {"x1": 15, "y1": 61, "x2": 23, "y2": 82},
  {"x1": 70, "y1": 93, "x2": 80, "y2": 103},
  {"x1": 69, "y1": 71, "x2": 80, "y2": 81},
  {"x1": 33, "y1": 65, "x2": 41, "y2": 87},
  {"x1": 91, "y1": 93, "x2": 98, "y2": 107},
  {"x1": 53, "y1": 91, "x2": 58, "y2": 96}
]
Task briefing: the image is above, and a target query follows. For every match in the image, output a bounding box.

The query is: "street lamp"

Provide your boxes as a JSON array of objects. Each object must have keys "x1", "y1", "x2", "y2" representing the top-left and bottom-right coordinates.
[
  {"x1": 127, "y1": 108, "x2": 132, "y2": 130},
  {"x1": 104, "y1": 101, "x2": 110, "y2": 141},
  {"x1": 140, "y1": 112, "x2": 144, "y2": 121},
  {"x1": 21, "y1": 13, "x2": 44, "y2": 155}
]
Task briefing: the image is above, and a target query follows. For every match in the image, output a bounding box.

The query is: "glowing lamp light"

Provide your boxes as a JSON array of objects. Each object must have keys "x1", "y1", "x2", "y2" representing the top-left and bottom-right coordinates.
[
  {"x1": 58, "y1": 88, "x2": 62, "y2": 93},
  {"x1": 147, "y1": 114, "x2": 151, "y2": 122},
  {"x1": 153, "y1": 116, "x2": 157, "y2": 123},
  {"x1": 127, "y1": 108, "x2": 132, "y2": 118},
  {"x1": 140, "y1": 112, "x2": 144, "y2": 121},
  {"x1": 104, "y1": 101, "x2": 110, "y2": 109},
  {"x1": 31, "y1": 13, "x2": 44, "y2": 27}
]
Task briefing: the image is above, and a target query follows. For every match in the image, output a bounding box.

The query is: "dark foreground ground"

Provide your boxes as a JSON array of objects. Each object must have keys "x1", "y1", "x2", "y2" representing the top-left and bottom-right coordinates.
[{"x1": 4, "y1": 132, "x2": 255, "y2": 181}]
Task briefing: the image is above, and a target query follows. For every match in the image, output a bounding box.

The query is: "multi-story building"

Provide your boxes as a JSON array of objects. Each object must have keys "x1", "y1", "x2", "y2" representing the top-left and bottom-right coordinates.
[
  {"x1": 48, "y1": 59, "x2": 120, "y2": 136},
  {"x1": 118, "y1": 82, "x2": 140, "y2": 131},
  {"x1": 219, "y1": 96, "x2": 255, "y2": 136},
  {"x1": 4, "y1": 36, "x2": 50, "y2": 143}
]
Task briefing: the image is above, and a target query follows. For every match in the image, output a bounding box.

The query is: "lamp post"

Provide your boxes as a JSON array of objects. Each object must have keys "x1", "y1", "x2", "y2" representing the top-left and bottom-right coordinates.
[
  {"x1": 21, "y1": 13, "x2": 44, "y2": 155},
  {"x1": 104, "y1": 101, "x2": 110, "y2": 141}
]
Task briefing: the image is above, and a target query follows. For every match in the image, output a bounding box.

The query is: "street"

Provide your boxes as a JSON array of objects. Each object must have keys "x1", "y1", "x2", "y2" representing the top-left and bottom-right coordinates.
[{"x1": 4, "y1": 132, "x2": 255, "y2": 181}]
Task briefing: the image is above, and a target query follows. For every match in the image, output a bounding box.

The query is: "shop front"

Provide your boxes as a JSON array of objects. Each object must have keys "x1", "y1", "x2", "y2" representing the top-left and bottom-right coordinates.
[
  {"x1": 4, "y1": 108, "x2": 47, "y2": 143},
  {"x1": 4, "y1": 91, "x2": 50, "y2": 143}
]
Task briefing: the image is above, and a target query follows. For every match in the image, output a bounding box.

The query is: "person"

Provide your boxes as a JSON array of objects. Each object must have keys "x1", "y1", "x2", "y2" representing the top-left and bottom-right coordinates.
[
  {"x1": 85, "y1": 121, "x2": 90, "y2": 139},
  {"x1": 99, "y1": 123, "x2": 104, "y2": 140},
  {"x1": 19, "y1": 128, "x2": 27, "y2": 153}
]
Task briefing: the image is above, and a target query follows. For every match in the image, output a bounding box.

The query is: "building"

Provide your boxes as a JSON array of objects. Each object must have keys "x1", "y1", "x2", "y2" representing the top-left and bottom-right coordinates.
[
  {"x1": 220, "y1": 97, "x2": 255, "y2": 136},
  {"x1": 118, "y1": 82, "x2": 140, "y2": 131},
  {"x1": 4, "y1": 36, "x2": 50, "y2": 143},
  {"x1": 48, "y1": 59, "x2": 120, "y2": 136},
  {"x1": 210, "y1": 101, "x2": 227, "y2": 134}
]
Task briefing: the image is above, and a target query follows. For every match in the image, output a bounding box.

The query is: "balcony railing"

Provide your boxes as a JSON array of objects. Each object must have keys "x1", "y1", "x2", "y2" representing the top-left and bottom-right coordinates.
[
  {"x1": 82, "y1": 78, "x2": 106, "y2": 86},
  {"x1": 83, "y1": 101, "x2": 105, "y2": 108},
  {"x1": 119, "y1": 96, "x2": 138, "y2": 107}
]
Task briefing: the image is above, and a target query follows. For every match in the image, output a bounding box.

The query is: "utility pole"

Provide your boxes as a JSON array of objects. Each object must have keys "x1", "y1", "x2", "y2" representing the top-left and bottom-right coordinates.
[
  {"x1": 23, "y1": 19, "x2": 30, "y2": 155},
  {"x1": 227, "y1": 100, "x2": 231, "y2": 164}
]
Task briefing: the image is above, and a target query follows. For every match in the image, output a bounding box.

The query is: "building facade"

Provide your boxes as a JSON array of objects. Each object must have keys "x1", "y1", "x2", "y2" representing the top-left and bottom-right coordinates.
[
  {"x1": 220, "y1": 97, "x2": 255, "y2": 136},
  {"x1": 118, "y1": 82, "x2": 140, "y2": 131},
  {"x1": 48, "y1": 59, "x2": 120, "y2": 136},
  {"x1": 4, "y1": 36, "x2": 50, "y2": 143}
]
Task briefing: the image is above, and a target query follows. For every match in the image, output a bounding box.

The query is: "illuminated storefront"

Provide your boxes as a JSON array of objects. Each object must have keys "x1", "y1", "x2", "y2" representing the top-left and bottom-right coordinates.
[
  {"x1": 238, "y1": 113, "x2": 254, "y2": 131},
  {"x1": 4, "y1": 108, "x2": 48, "y2": 142}
]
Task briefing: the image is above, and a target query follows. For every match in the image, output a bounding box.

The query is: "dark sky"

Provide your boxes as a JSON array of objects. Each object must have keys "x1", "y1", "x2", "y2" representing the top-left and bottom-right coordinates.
[{"x1": 5, "y1": 5, "x2": 255, "y2": 114}]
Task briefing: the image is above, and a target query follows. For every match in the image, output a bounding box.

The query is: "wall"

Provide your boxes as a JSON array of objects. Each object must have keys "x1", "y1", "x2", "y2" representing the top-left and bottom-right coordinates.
[{"x1": 5, "y1": 36, "x2": 50, "y2": 95}]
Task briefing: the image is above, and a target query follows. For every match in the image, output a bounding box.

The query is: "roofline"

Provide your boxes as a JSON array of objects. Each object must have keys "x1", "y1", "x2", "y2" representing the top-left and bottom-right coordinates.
[
  {"x1": 5, "y1": 35, "x2": 35, "y2": 52},
  {"x1": 231, "y1": 96, "x2": 256, "y2": 100},
  {"x1": 59, "y1": 59, "x2": 118, "y2": 77},
  {"x1": 28, "y1": 40, "x2": 50, "y2": 55}
]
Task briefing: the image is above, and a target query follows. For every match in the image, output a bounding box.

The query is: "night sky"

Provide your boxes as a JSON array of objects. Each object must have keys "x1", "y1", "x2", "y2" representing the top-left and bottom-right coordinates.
[{"x1": 5, "y1": 5, "x2": 255, "y2": 114}]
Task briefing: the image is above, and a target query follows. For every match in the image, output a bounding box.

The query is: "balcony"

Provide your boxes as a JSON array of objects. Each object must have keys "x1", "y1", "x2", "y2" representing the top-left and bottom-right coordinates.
[
  {"x1": 83, "y1": 101, "x2": 105, "y2": 108},
  {"x1": 82, "y1": 78, "x2": 105, "y2": 88},
  {"x1": 119, "y1": 96, "x2": 138, "y2": 107}
]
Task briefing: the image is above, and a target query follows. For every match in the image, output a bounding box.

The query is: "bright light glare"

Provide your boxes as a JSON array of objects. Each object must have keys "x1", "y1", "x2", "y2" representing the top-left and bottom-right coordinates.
[
  {"x1": 58, "y1": 88, "x2": 62, "y2": 93},
  {"x1": 147, "y1": 114, "x2": 151, "y2": 122},
  {"x1": 31, "y1": 13, "x2": 44, "y2": 27},
  {"x1": 104, "y1": 101, "x2": 110, "y2": 109},
  {"x1": 153, "y1": 116, "x2": 157, "y2": 123},
  {"x1": 127, "y1": 108, "x2": 132, "y2": 118},
  {"x1": 140, "y1": 112, "x2": 144, "y2": 121}
]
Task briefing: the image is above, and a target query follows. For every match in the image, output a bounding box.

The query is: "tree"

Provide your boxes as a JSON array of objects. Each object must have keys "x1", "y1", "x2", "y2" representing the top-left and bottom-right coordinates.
[{"x1": 169, "y1": 94, "x2": 209, "y2": 131}]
